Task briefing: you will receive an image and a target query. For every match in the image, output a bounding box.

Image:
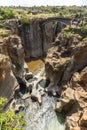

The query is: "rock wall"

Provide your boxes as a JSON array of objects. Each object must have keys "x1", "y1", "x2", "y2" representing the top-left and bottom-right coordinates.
[
  {"x1": 4, "y1": 18, "x2": 66, "y2": 61},
  {"x1": 0, "y1": 35, "x2": 32, "y2": 99},
  {"x1": 18, "y1": 19, "x2": 65, "y2": 61},
  {"x1": 0, "y1": 18, "x2": 65, "y2": 99},
  {"x1": 0, "y1": 54, "x2": 18, "y2": 99},
  {"x1": 45, "y1": 28, "x2": 87, "y2": 130}
]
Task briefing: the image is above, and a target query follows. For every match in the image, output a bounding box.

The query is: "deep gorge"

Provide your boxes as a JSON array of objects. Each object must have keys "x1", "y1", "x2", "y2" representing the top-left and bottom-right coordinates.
[
  {"x1": 0, "y1": 17, "x2": 66, "y2": 130},
  {"x1": 18, "y1": 18, "x2": 66, "y2": 60},
  {"x1": 1, "y1": 15, "x2": 87, "y2": 130}
]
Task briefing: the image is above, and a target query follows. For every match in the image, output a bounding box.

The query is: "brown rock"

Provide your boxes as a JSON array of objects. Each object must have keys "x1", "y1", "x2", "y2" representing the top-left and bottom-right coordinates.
[
  {"x1": 80, "y1": 67, "x2": 87, "y2": 89},
  {"x1": 80, "y1": 108, "x2": 87, "y2": 127},
  {"x1": 45, "y1": 33, "x2": 87, "y2": 86},
  {"x1": 74, "y1": 87, "x2": 87, "y2": 108},
  {"x1": 56, "y1": 87, "x2": 75, "y2": 113},
  {"x1": 45, "y1": 28, "x2": 87, "y2": 130},
  {"x1": 70, "y1": 72, "x2": 81, "y2": 89},
  {"x1": 5, "y1": 35, "x2": 31, "y2": 88},
  {"x1": 66, "y1": 111, "x2": 81, "y2": 130},
  {"x1": 0, "y1": 54, "x2": 19, "y2": 99},
  {"x1": 69, "y1": 126, "x2": 87, "y2": 130}
]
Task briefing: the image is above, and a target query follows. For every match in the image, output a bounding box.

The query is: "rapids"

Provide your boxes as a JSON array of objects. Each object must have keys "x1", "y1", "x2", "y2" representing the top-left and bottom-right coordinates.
[{"x1": 24, "y1": 59, "x2": 65, "y2": 130}]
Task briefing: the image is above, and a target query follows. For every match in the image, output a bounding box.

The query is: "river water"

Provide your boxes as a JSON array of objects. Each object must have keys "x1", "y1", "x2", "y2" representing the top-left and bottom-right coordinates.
[
  {"x1": 25, "y1": 59, "x2": 65, "y2": 130},
  {"x1": 27, "y1": 59, "x2": 44, "y2": 75}
]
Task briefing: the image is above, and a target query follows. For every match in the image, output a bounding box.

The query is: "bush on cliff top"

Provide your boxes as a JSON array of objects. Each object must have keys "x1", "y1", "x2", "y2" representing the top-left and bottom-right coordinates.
[
  {"x1": 0, "y1": 97, "x2": 25, "y2": 130},
  {"x1": 0, "y1": 7, "x2": 15, "y2": 20},
  {"x1": 20, "y1": 16, "x2": 30, "y2": 25},
  {"x1": 63, "y1": 26, "x2": 87, "y2": 38},
  {"x1": 0, "y1": 28, "x2": 9, "y2": 37}
]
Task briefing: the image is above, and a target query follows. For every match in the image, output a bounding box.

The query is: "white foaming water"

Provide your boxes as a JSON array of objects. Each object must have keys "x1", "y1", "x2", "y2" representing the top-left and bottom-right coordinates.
[
  {"x1": 26, "y1": 60, "x2": 65, "y2": 130},
  {"x1": 25, "y1": 95, "x2": 65, "y2": 130}
]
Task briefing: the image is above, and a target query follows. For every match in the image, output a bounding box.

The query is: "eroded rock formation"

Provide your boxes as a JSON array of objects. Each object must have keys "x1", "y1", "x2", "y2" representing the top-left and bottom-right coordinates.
[
  {"x1": 0, "y1": 54, "x2": 18, "y2": 99},
  {"x1": 1, "y1": 17, "x2": 87, "y2": 130},
  {"x1": 0, "y1": 35, "x2": 33, "y2": 99},
  {"x1": 45, "y1": 29, "x2": 87, "y2": 129},
  {"x1": 4, "y1": 18, "x2": 65, "y2": 60},
  {"x1": 19, "y1": 19, "x2": 60, "y2": 60}
]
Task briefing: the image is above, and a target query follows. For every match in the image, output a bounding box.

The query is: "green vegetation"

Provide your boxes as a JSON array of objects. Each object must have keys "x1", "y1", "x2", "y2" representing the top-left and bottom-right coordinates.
[
  {"x1": 0, "y1": 97, "x2": 25, "y2": 130},
  {"x1": 0, "y1": 23, "x2": 4, "y2": 28},
  {"x1": 11, "y1": 5, "x2": 87, "y2": 18},
  {"x1": 0, "y1": 6, "x2": 87, "y2": 19},
  {"x1": 0, "y1": 28, "x2": 9, "y2": 37},
  {"x1": 20, "y1": 16, "x2": 30, "y2": 25},
  {"x1": 83, "y1": 36, "x2": 87, "y2": 41},
  {"x1": 63, "y1": 25, "x2": 87, "y2": 38},
  {"x1": 0, "y1": 7, "x2": 15, "y2": 20}
]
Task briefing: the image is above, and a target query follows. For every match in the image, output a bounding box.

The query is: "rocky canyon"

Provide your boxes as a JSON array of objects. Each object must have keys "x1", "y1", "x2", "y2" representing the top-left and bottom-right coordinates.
[
  {"x1": 0, "y1": 15, "x2": 87, "y2": 130},
  {"x1": 45, "y1": 26, "x2": 87, "y2": 130}
]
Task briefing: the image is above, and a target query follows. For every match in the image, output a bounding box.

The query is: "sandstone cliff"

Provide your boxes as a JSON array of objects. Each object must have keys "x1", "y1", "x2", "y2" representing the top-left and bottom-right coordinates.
[
  {"x1": 0, "y1": 54, "x2": 18, "y2": 99},
  {"x1": 45, "y1": 26, "x2": 87, "y2": 130},
  {"x1": 0, "y1": 34, "x2": 32, "y2": 99}
]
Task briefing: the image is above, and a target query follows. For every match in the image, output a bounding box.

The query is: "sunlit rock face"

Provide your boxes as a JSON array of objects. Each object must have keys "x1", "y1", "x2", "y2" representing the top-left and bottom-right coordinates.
[
  {"x1": 6, "y1": 35, "x2": 25, "y2": 78},
  {"x1": 0, "y1": 35, "x2": 32, "y2": 99},
  {"x1": 0, "y1": 54, "x2": 18, "y2": 99},
  {"x1": 45, "y1": 30, "x2": 87, "y2": 129},
  {"x1": 5, "y1": 35, "x2": 32, "y2": 86},
  {"x1": 45, "y1": 34, "x2": 84, "y2": 86}
]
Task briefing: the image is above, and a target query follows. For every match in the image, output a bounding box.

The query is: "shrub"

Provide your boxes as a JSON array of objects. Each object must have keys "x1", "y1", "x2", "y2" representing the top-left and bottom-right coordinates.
[
  {"x1": 0, "y1": 23, "x2": 4, "y2": 28},
  {"x1": 63, "y1": 26, "x2": 87, "y2": 38},
  {"x1": 21, "y1": 16, "x2": 30, "y2": 25},
  {"x1": 0, "y1": 8, "x2": 15, "y2": 20},
  {"x1": 0, "y1": 28, "x2": 9, "y2": 37},
  {"x1": 0, "y1": 97, "x2": 25, "y2": 130}
]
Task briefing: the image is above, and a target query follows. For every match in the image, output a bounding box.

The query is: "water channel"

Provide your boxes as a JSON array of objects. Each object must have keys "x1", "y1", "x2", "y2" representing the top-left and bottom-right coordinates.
[{"x1": 25, "y1": 59, "x2": 65, "y2": 130}]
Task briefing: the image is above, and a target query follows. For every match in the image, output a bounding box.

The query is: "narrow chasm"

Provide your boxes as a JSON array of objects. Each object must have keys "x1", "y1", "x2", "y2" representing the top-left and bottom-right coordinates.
[
  {"x1": 24, "y1": 59, "x2": 65, "y2": 130},
  {"x1": 1, "y1": 7, "x2": 87, "y2": 130},
  {"x1": 13, "y1": 19, "x2": 66, "y2": 130},
  {"x1": 1, "y1": 17, "x2": 82, "y2": 130}
]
